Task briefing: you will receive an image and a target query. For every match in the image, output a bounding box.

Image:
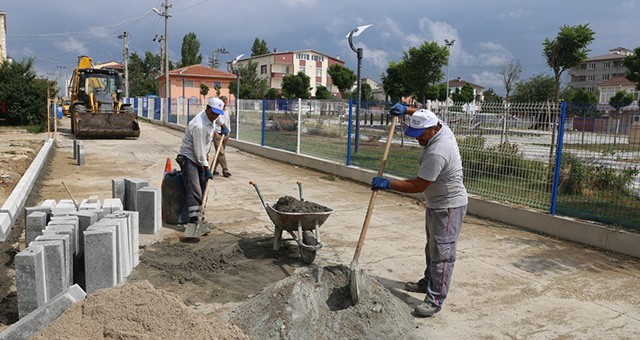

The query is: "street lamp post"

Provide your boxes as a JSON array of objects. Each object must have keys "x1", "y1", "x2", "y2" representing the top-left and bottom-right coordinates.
[
  {"x1": 118, "y1": 31, "x2": 129, "y2": 98},
  {"x1": 231, "y1": 54, "x2": 244, "y2": 136},
  {"x1": 347, "y1": 24, "x2": 372, "y2": 154},
  {"x1": 153, "y1": 2, "x2": 171, "y2": 123},
  {"x1": 444, "y1": 39, "x2": 455, "y2": 113}
]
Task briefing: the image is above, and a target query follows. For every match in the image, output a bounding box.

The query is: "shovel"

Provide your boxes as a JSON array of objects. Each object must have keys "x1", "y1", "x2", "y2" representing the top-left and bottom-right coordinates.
[
  {"x1": 183, "y1": 139, "x2": 224, "y2": 239},
  {"x1": 349, "y1": 115, "x2": 398, "y2": 305}
]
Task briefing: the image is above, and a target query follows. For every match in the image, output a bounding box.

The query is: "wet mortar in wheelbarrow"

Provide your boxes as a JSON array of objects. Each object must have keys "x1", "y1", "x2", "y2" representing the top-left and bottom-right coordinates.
[{"x1": 250, "y1": 181, "x2": 333, "y2": 264}]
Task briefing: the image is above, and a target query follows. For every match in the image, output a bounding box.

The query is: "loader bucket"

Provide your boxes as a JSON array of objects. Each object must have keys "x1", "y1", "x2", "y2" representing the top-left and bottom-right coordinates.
[{"x1": 74, "y1": 111, "x2": 141, "y2": 138}]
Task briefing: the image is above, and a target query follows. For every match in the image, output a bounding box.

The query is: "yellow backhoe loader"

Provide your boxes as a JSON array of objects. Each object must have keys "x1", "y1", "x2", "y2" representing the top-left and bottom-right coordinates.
[{"x1": 69, "y1": 56, "x2": 140, "y2": 138}]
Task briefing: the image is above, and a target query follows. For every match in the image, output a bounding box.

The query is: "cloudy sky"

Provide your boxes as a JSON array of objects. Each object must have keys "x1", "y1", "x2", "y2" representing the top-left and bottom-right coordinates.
[{"x1": 3, "y1": 0, "x2": 639, "y2": 95}]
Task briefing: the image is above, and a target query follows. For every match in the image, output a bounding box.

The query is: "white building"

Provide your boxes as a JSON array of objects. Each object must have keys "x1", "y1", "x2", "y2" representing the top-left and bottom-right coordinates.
[
  {"x1": 0, "y1": 11, "x2": 7, "y2": 63},
  {"x1": 230, "y1": 49, "x2": 345, "y2": 98}
]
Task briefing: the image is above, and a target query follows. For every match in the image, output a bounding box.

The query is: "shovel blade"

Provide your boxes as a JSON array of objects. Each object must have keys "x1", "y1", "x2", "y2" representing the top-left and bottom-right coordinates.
[{"x1": 349, "y1": 261, "x2": 361, "y2": 305}]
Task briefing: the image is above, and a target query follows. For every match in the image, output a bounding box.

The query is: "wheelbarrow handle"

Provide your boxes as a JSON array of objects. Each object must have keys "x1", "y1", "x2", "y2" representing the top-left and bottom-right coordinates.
[
  {"x1": 249, "y1": 180, "x2": 267, "y2": 208},
  {"x1": 296, "y1": 181, "x2": 303, "y2": 201}
]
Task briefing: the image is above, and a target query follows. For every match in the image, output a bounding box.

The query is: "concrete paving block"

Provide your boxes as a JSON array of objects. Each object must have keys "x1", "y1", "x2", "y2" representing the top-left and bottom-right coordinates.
[
  {"x1": 56, "y1": 199, "x2": 77, "y2": 209},
  {"x1": 124, "y1": 178, "x2": 148, "y2": 211},
  {"x1": 112, "y1": 210, "x2": 139, "y2": 268},
  {"x1": 137, "y1": 187, "x2": 161, "y2": 235},
  {"x1": 70, "y1": 210, "x2": 98, "y2": 254},
  {"x1": 24, "y1": 205, "x2": 51, "y2": 225},
  {"x1": 51, "y1": 207, "x2": 77, "y2": 217},
  {"x1": 0, "y1": 284, "x2": 85, "y2": 340},
  {"x1": 25, "y1": 211, "x2": 48, "y2": 247},
  {"x1": 112, "y1": 178, "x2": 126, "y2": 204},
  {"x1": 44, "y1": 224, "x2": 77, "y2": 257},
  {"x1": 30, "y1": 239, "x2": 66, "y2": 300},
  {"x1": 40, "y1": 199, "x2": 57, "y2": 209},
  {"x1": 35, "y1": 233, "x2": 72, "y2": 287},
  {"x1": 102, "y1": 198, "x2": 124, "y2": 214},
  {"x1": 97, "y1": 215, "x2": 131, "y2": 280},
  {"x1": 15, "y1": 245, "x2": 47, "y2": 319},
  {"x1": 0, "y1": 212, "x2": 10, "y2": 242},
  {"x1": 77, "y1": 143, "x2": 85, "y2": 165},
  {"x1": 84, "y1": 226, "x2": 118, "y2": 294},
  {"x1": 47, "y1": 219, "x2": 79, "y2": 255}
]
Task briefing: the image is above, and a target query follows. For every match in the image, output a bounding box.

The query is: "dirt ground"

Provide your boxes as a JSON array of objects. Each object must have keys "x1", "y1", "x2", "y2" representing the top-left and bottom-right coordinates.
[{"x1": 1, "y1": 117, "x2": 640, "y2": 339}]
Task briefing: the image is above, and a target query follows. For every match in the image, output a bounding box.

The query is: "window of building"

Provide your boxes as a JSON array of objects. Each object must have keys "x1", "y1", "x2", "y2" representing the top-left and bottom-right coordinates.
[
  {"x1": 316, "y1": 68, "x2": 322, "y2": 77},
  {"x1": 588, "y1": 62, "x2": 596, "y2": 69},
  {"x1": 296, "y1": 53, "x2": 310, "y2": 60},
  {"x1": 212, "y1": 82, "x2": 221, "y2": 88},
  {"x1": 580, "y1": 64, "x2": 587, "y2": 70},
  {"x1": 602, "y1": 74, "x2": 610, "y2": 80},
  {"x1": 300, "y1": 66, "x2": 306, "y2": 74},
  {"x1": 587, "y1": 75, "x2": 595, "y2": 81},
  {"x1": 260, "y1": 65, "x2": 267, "y2": 74},
  {"x1": 183, "y1": 80, "x2": 194, "y2": 87},
  {"x1": 311, "y1": 55, "x2": 324, "y2": 62},
  {"x1": 282, "y1": 65, "x2": 289, "y2": 74},
  {"x1": 603, "y1": 61, "x2": 611, "y2": 68}
]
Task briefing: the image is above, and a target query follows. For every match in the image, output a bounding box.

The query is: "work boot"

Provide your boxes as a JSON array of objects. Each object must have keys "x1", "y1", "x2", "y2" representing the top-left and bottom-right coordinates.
[
  {"x1": 405, "y1": 279, "x2": 428, "y2": 293},
  {"x1": 213, "y1": 170, "x2": 220, "y2": 175},
  {"x1": 222, "y1": 170, "x2": 232, "y2": 178},
  {"x1": 414, "y1": 301, "x2": 442, "y2": 317}
]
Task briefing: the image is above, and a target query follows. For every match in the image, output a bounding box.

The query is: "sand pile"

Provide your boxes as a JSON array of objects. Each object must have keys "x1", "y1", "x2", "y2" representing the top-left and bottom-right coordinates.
[
  {"x1": 33, "y1": 280, "x2": 248, "y2": 340},
  {"x1": 229, "y1": 265, "x2": 419, "y2": 339},
  {"x1": 272, "y1": 196, "x2": 331, "y2": 213}
]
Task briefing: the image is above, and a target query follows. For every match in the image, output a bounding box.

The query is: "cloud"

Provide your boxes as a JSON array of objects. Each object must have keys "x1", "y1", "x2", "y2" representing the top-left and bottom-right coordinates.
[
  {"x1": 279, "y1": 0, "x2": 317, "y2": 8},
  {"x1": 54, "y1": 37, "x2": 88, "y2": 55},
  {"x1": 470, "y1": 71, "x2": 503, "y2": 90},
  {"x1": 498, "y1": 10, "x2": 533, "y2": 19},
  {"x1": 475, "y1": 42, "x2": 513, "y2": 66}
]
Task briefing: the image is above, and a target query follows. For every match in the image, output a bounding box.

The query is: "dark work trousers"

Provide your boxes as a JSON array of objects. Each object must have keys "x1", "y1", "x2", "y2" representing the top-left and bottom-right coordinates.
[
  {"x1": 422, "y1": 205, "x2": 467, "y2": 306},
  {"x1": 177, "y1": 155, "x2": 207, "y2": 222}
]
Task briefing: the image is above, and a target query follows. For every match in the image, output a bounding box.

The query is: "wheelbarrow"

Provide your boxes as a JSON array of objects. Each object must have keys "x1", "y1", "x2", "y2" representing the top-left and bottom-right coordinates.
[{"x1": 250, "y1": 180, "x2": 333, "y2": 264}]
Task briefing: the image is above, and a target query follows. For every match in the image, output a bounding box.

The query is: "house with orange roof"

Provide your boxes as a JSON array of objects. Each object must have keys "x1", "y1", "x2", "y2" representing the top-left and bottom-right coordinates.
[{"x1": 157, "y1": 64, "x2": 237, "y2": 103}]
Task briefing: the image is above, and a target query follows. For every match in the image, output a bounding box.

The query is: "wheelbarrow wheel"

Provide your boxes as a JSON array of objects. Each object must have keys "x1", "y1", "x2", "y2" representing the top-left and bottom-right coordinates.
[{"x1": 299, "y1": 230, "x2": 317, "y2": 264}]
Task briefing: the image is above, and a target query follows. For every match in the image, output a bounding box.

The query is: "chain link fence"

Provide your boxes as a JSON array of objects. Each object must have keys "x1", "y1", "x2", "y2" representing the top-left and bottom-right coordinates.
[{"x1": 130, "y1": 97, "x2": 640, "y2": 231}]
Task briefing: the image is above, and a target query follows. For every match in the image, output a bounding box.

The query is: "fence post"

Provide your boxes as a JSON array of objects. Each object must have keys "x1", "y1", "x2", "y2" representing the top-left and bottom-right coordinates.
[
  {"x1": 347, "y1": 99, "x2": 353, "y2": 166},
  {"x1": 297, "y1": 98, "x2": 302, "y2": 154},
  {"x1": 236, "y1": 99, "x2": 240, "y2": 141},
  {"x1": 550, "y1": 101, "x2": 567, "y2": 215},
  {"x1": 261, "y1": 99, "x2": 266, "y2": 146}
]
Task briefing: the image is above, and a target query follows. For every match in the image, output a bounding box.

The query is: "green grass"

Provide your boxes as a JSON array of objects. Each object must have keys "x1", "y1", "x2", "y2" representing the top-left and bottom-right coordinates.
[{"x1": 556, "y1": 194, "x2": 640, "y2": 231}]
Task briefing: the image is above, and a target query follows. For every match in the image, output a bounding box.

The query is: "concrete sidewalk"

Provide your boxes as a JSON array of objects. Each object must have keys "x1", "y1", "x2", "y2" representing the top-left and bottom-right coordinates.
[{"x1": 18, "y1": 119, "x2": 640, "y2": 338}]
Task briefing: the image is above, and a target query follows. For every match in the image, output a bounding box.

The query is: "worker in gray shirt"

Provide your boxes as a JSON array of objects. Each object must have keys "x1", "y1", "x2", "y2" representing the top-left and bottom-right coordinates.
[
  {"x1": 176, "y1": 97, "x2": 227, "y2": 226},
  {"x1": 372, "y1": 104, "x2": 468, "y2": 317}
]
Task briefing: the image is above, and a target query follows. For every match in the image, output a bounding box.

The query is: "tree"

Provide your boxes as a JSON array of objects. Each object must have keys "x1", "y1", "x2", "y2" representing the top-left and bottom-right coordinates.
[
  {"x1": 381, "y1": 61, "x2": 408, "y2": 103},
  {"x1": 360, "y1": 82, "x2": 372, "y2": 102},
  {"x1": 609, "y1": 90, "x2": 634, "y2": 113},
  {"x1": 564, "y1": 87, "x2": 598, "y2": 117},
  {"x1": 281, "y1": 72, "x2": 311, "y2": 99},
  {"x1": 623, "y1": 46, "x2": 640, "y2": 90},
  {"x1": 482, "y1": 88, "x2": 503, "y2": 102},
  {"x1": 399, "y1": 41, "x2": 448, "y2": 104},
  {"x1": 265, "y1": 88, "x2": 279, "y2": 100},
  {"x1": 0, "y1": 57, "x2": 50, "y2": 128},
  {"x1": 327, "y1": 64, "x2": 356, "y2": 98},
  {"x1": 543, "y1": 24, "x2": 595, "y2": 102},
  {"x1": 200, "y1": 84, "x2": 209, "y2": 103},
  {"x1": 315, "y1": 85, "x2": 331, "y2": 99},
  {"x1": 251, "y1": 38, "x2": 269, "y2": 56},
  {"x1": 451, "y1": 83, "x2": 475, "y2": 103},
  {"x1": 511, "y1": 74, "x2": 556, "y2": 102},
  {"x1": 178, "y1": 32, "x2": 203, "y2": 68},
  {"x1": 128, "y1": 51, "x2": 161, "y2": 96},
  {"x1": 228, "y1": 61, "x2": 269, "y2": 99},
  {"x1": 499, "y1": 59, "x2": 522, "y2": 102}
]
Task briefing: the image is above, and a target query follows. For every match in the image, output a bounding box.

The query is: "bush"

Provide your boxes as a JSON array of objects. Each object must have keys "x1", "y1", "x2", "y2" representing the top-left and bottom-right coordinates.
[{"x1": 560, "y1": 152, "x2": 639, "y2": 196}]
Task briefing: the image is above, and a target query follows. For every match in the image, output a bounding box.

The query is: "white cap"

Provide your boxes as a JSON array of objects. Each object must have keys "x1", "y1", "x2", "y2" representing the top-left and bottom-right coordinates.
[
  {"x1": 404, "y1": 109, "x2": 439, "y2": 137},
  {"x1": 207, "y1": 98, "x2": 224, "y2": 115}
]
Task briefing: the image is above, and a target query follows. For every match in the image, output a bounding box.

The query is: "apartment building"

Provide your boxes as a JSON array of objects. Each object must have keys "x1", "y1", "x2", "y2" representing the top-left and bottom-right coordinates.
[
  {"x1": 1, "y1": 11, "x2": 7, "y2": 63},
  {"x1": 568, "y1": 47, "x2": 633, "y2": 101},
  {"x1": 448, "y1": 77, "x2": 485, "y2": 102},
  {"x1": 230, "y1": 49, "x2": 345, "y2": 98}
]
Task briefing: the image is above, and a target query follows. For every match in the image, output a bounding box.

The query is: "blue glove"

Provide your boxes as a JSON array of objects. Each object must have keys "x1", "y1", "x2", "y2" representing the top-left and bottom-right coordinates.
[
  {"x1": 204, "y1": 169, "x2": 214, "y2": 180},
  {"x1": 220, "y1": 126, "x2": 230, "y2": 135},
  {"x1": 371, "y1": 176, "x2": 391, "y2": 191},
  {"x1": 389, "y1": 103, "x2": 407, "y2": 116}
]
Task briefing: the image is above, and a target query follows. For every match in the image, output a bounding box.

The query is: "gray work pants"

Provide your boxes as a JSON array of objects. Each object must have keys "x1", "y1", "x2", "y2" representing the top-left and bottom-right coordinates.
[
  {"x1": 176, "y1": 155, "x2": 207, "y2": 222},
  {"x1": 422, "y1": 205, "x2": 467, "y2": 306}
]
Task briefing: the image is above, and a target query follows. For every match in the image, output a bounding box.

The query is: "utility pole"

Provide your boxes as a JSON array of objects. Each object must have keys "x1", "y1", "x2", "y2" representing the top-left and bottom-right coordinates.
[
  {"x1": 118, "y1": 31, "x2": 129, "y2": 97},
  {"x1": 153, "y1": 35, "x2": 165, "y2": 76},
  {"x1": 211, "y1": 47, "x2": 229, "y2": 69},
  {"x1": 153, "y1": 1, "x2": 171, "y2": 123}
]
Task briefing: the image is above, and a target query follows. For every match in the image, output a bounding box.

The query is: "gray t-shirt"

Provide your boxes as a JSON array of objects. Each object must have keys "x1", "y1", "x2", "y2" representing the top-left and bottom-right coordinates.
[{"x1": 417, "y1": 123, "x2": 468, "y2": 209}]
